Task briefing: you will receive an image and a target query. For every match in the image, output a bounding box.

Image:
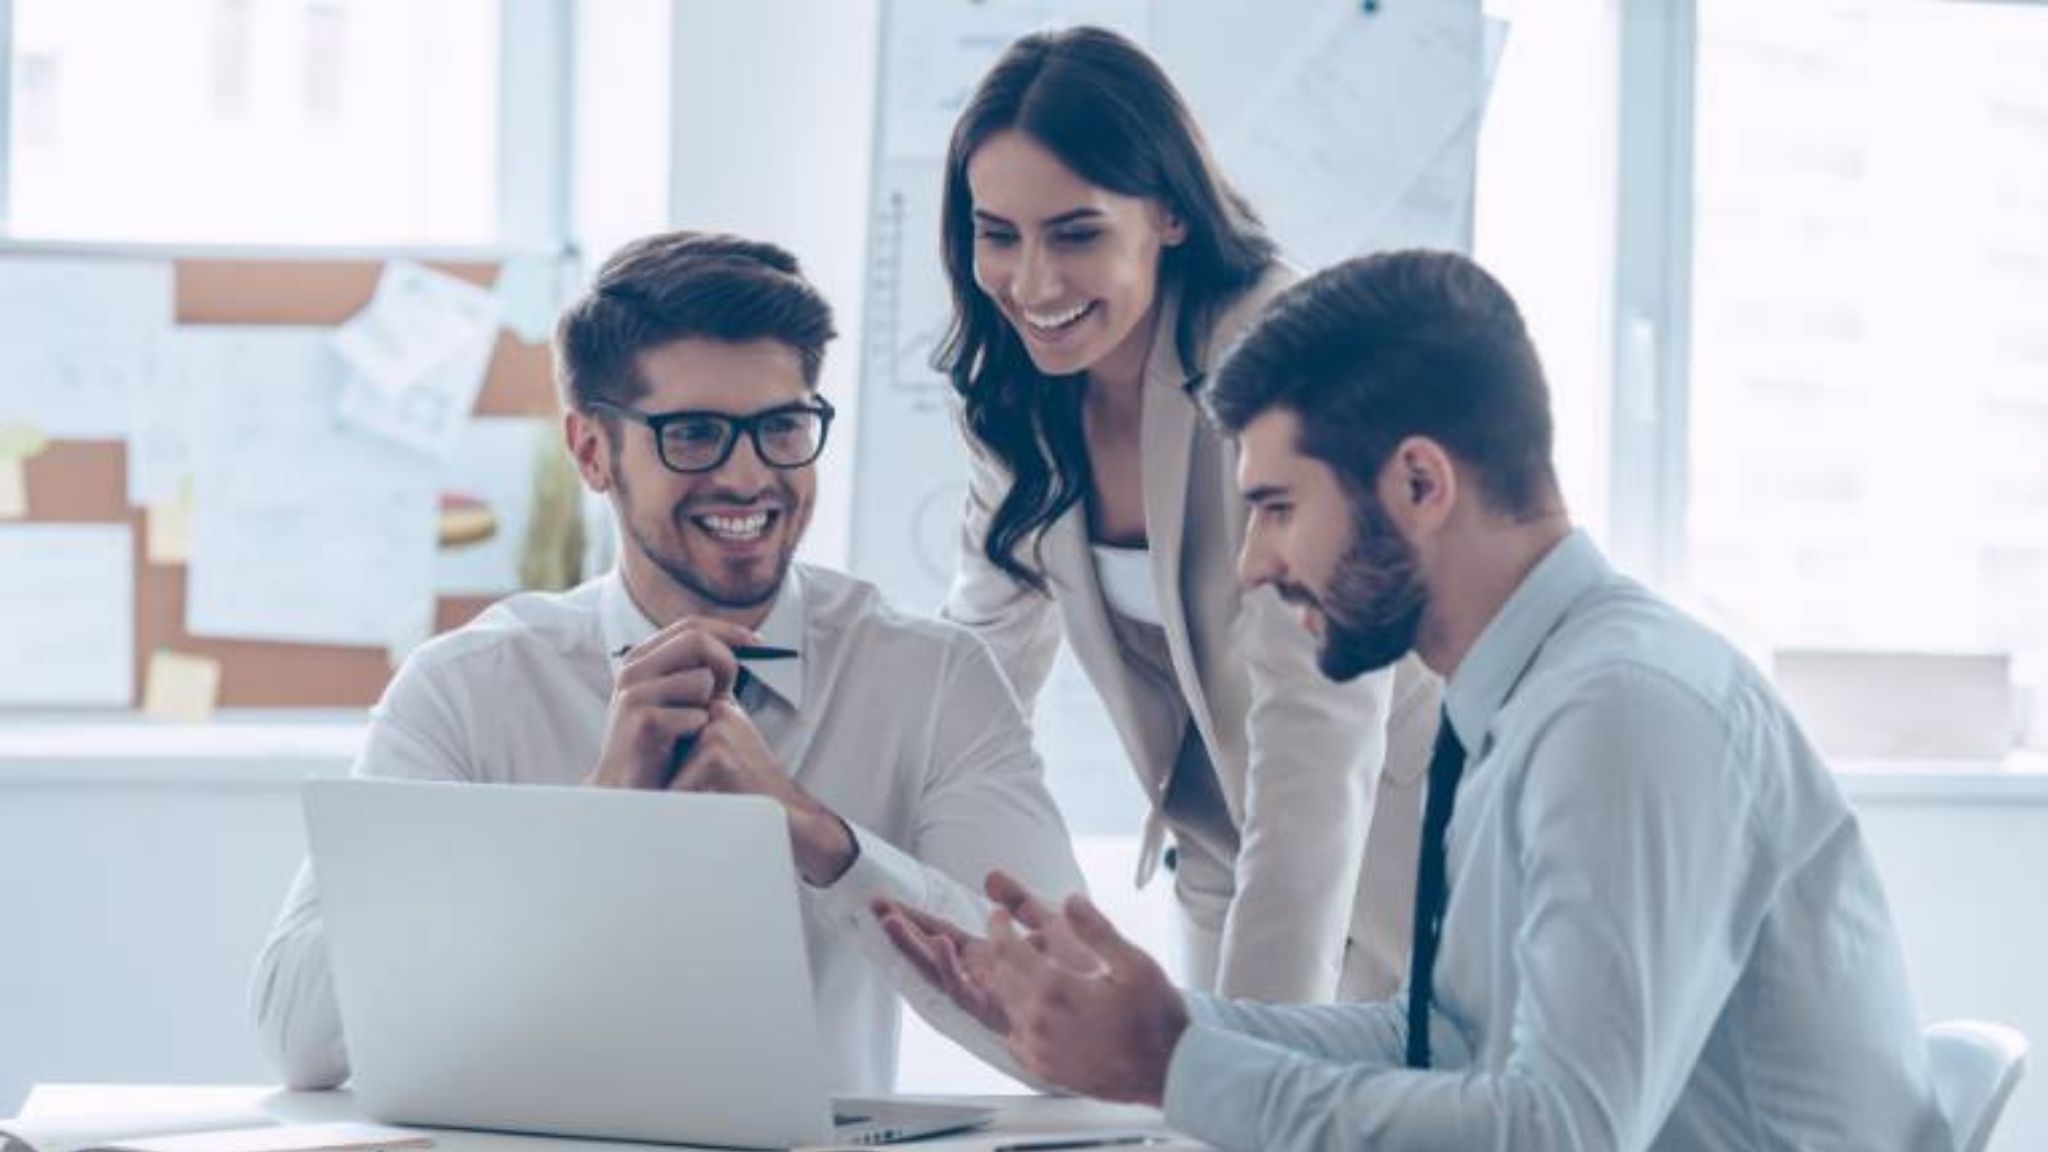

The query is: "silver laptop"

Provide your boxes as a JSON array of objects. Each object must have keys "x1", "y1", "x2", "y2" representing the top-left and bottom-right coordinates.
[{"x1": 304, "y1": 778, "x2": 990, "y2": 1149}]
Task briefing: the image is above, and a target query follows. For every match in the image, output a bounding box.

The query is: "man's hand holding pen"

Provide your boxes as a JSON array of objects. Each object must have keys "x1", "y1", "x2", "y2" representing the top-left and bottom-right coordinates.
[
  {"x1": 589, "y1": 615, "x2": 748, "y2": 791},
  {"x1": 589, "y1": 618, "x2": 858, "y2": 886}
]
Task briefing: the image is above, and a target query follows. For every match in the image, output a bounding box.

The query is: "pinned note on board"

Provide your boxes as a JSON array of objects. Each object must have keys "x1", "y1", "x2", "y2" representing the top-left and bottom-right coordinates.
[
  {"x1": 492, "y1": 254, "x2": 561, "y2": 344},
  {"x1": 331, "y1": 261, "x2": 502, "y2": 461},
  {"x1": 0, "y1": 523, "x2": 134, "y2": 707},
  {"x1": 0, "y1": 257, "x2": 172, "y2": 440},
  {"x1": 143, "y1": 649, "x2": 224, "y2": 723},
  {"x1": 147, "y1": 482, "x2": 194, "y2": 565},
  {"x1": 331, "y1": 261, "x2": 500, "y2": 391},
  {"x1": 0, "y1": 455, "x2": 24, "y2": 520},
  {"x1": 1217, "y1": 0, "x2": 1487, "y2": 268},
  {"x1": 0, "y1": 422, "x2": 48, "y2": 521}
]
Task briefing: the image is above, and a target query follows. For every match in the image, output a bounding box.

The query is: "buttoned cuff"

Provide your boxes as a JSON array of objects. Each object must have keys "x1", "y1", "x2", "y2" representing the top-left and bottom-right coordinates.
[
  {"x1": 802, "y1": 820, "x2": 933, "y2": 931},
  {"x1": 1162, "y1": 1023, "x2": 1279, "y2": 1152}
]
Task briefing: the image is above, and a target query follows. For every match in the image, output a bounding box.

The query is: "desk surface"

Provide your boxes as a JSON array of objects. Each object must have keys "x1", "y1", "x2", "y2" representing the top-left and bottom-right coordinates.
[{"x1": 22, "y1": 1084, "x2": 1202, "y2": 1152}]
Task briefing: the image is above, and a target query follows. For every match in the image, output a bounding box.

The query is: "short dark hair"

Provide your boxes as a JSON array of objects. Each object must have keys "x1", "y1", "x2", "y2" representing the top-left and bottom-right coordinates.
[
  {"x1": 554, "y1": 230, "x2": 837, "y2": 412},
  {"x1": 1206, "y1": 249, "x2": 1559, "y2": 518}
]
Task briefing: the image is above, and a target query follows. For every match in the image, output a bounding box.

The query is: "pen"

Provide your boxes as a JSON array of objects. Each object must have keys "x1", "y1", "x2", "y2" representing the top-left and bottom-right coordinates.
[
  {"x1": 606, "y1": 644, "x2": 798, "y2": 784},
  {"x1": 992, "y1": 1136, "x2": 1173, "y2": 1152},
  {"x1": 610, "y1": 643, "x2": 800, "y2": 661}
]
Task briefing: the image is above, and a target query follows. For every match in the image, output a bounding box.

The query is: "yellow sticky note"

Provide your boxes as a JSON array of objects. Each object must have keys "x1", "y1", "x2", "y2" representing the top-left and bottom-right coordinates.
[
  {"x1": 147, "y1": 490, "x2": 193, "y2": 564},
  {"x1": 0, "y1": 422, "x2": 47, "y2": 520},
  {"x1": 143, "y1": 650, "x2": 224, "y2": 723},
  {"x1": 0, "y1": 422, "x2": 46, "y2": 459},
  {"x1": 0, "y1": 454, "x2": 24, "y2": 520}
]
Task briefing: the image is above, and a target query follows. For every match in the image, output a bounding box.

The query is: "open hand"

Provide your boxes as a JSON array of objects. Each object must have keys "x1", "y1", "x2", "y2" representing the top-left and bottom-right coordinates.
[{"x1": 980, "y1": 889, "x2": 1190, "y2": 1105}]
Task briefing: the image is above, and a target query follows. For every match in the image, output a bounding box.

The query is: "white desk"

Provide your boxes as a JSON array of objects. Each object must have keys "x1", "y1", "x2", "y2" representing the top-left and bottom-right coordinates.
[{"x1": 20, "y1": 1084, "x2": 1205, "y2": 1152}]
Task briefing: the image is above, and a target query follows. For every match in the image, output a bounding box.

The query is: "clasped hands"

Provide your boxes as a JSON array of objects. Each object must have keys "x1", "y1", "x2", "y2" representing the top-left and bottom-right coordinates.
[
  {"x1": 588, "y1": 615, "x2": 854, "y2": 885},
  {"x1": 873, "y1": 870, "x2": 1190, "y2": 1107}
]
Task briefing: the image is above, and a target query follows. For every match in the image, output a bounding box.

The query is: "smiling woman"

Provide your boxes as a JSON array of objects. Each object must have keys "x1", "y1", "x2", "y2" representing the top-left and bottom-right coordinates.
[{"x1": 934, "y1": 25, "x2": 1441, "y2": 1009}]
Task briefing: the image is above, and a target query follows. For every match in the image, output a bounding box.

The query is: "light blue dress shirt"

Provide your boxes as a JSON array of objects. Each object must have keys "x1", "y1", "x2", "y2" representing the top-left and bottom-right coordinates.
[{"x1": 1160, "y1": 530, "x2": 1951, "y2": 1151}]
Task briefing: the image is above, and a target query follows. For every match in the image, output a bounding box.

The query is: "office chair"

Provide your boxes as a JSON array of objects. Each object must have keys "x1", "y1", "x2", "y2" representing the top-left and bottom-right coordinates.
[{"x1": 1925, "y1": 1020, "x2": 2028, "y2": 1152}]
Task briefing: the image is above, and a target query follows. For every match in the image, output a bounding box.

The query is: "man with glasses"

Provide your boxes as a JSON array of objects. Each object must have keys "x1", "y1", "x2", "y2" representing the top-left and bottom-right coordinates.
[{"x1": 251, "y1": 231, "x2": 1085, "y2": 1093}]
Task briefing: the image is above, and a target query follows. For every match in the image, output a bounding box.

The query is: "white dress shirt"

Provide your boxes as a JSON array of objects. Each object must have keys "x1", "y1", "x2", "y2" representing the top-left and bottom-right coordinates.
[
  {"x1": 1160, "y1": 531, "x2": 1951, "y2": 1151},
  {"x1": 250, "y1": 563, "x2": 1084, "y2": 1094}
]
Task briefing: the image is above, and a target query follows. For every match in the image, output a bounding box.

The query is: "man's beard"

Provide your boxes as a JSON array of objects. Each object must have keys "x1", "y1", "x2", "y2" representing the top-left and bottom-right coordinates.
[
  {"x1": 635, "y1": 513, "x2": 793, "y2": 610},
  {"x1": 1290, "y1": 489, "x2": 1428, "y2": 682},
  {"x1": 617, "y1": 468, "x2": 796, "y2": 611}
]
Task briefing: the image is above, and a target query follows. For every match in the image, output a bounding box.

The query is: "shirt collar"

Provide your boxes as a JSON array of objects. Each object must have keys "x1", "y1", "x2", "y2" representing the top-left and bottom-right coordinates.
[
  {"x1": 599, "y1": 567, "x2": 808, "y2": 710},
  {"x1": 1443, "y1": 529, "x2": 1608, "y2": 756},
  {"x1": 746, "y1": 569, "x2": 807, "y2": 709}
]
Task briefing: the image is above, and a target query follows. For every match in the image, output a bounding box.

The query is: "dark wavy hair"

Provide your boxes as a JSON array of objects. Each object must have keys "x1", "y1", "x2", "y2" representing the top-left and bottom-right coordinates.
[{"x1": 935, "y1": 26, "x2": 1278, "y2": 591}]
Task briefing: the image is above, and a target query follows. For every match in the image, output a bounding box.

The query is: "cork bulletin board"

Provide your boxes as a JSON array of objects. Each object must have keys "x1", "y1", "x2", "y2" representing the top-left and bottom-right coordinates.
[{"x1": 8, "y1": 253, "x2": 564, "y2": 708}]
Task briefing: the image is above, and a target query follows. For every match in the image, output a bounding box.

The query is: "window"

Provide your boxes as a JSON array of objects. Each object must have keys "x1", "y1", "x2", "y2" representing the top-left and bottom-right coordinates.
[
  {"x1": 1684, "y1": 1, "x2": 2048, "y2": 739},
  {"x1": 6, "y1": 0, "x2": 501, "y2": 245},
  {"x1": 1474, "y1": 0, "x2": 1617, "y2": 542}
]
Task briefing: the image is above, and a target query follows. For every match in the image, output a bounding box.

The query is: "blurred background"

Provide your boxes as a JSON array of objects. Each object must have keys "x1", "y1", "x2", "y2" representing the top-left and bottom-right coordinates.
[{"x1": 1, "y1": 0, "x2": 2044, "y2": 1146}]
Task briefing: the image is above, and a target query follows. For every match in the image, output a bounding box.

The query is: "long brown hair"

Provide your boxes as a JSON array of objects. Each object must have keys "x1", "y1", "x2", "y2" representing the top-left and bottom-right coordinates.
[{"x1": 934, "y1": 26, "x2": 1277, "y2": 591}]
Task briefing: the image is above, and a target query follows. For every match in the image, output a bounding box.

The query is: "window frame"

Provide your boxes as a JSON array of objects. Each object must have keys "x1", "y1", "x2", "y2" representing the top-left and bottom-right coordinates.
[{"x1": 1610, "y1": 0, "x2": 1698, "y2": 591}]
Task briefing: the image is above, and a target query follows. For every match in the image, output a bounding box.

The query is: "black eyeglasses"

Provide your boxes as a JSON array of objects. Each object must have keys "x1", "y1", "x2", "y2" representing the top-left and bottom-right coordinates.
[{"x1": 589, "y1": 397, "x2": 836, "y2": 474}]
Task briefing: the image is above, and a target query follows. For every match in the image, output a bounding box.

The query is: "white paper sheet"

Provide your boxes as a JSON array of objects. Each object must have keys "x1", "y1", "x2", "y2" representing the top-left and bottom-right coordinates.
[
  {"x1": 490, "y1": 253, "x2": 563, "y2": 344},
  {"x1": 334, "y1": 325, "x2": 496, "y2": 461},
  {"x1": 0, "y1": 523, "x2": 135, "y2": 707},
  {"x1": 184, "y1": 329, "x2": 438, "y2": 650},
  {"x1": 1361, "y1": 16, "x2": 1511, "y2": 253},
  {"x1": 332, "y1": 261, "x2": 500, "y2": 461},
  {"x1": 877, "y1": 0, "x2": 1150, "y2": 162},
  {"x1": 330, "y1": 261, "x2": 499, "y2": 392},
  {"x1": 129, "y1": 328, "x2": 246, "y2": 506},
  {"x1": 1218, "y1": 0, "x2": 1487, "y2": 267},
  {"x1": 433, "y1": 417, "x2": 545, "y2": 595},
  {"x1": 0, "y1": 257, "x2": 173, "y2": 440}
]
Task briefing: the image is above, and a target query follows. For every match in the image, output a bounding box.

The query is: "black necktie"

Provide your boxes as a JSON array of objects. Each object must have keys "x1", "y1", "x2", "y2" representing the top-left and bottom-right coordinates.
[
  {"x1": 667, "y1": 667, "x2": 767, "y2": 783},
  {"x1": 732, "y1": 665, "x2": 765, "y2": 714},
  {"x1": 1406, "y1": 707, "x2": 1468, "y2": 1069}
]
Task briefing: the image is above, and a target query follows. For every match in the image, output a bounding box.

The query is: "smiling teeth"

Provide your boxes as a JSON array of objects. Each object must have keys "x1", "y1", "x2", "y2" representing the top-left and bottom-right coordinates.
[
  {"x1": 1023, "y1": 302, "x2": 1091, "y2": 330},
  {"x1": 697, "y1": 512, "x2": 770, "y2": 540}
]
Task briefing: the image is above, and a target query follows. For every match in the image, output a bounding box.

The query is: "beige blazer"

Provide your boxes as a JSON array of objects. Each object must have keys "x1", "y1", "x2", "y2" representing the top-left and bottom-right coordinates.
[{"x1": 943, "y1": 267, "x2": 1440, "y2": 1002}]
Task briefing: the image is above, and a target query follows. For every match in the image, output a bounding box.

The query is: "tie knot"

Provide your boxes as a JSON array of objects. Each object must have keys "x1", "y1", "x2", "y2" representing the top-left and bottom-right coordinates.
[
  {"x1": 732, "y1": 666, "x2": 769, "y2": 715},
  {"x1": 1430, "y1": 708, "x2": 1465, "y2": 782}
]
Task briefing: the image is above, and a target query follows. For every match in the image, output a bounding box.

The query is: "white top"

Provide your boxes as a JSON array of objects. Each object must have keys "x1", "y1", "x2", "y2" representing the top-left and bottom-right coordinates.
[
  {"x1": 1161, "y1": 532, "x2": 1950, "y2": 1151},
  {"x1": 1090, "y1": 542, "x2": 1162, "y2": 627},
  {"x1": 249, "y1": 563, "x2": 1084, "y2": 1096}
]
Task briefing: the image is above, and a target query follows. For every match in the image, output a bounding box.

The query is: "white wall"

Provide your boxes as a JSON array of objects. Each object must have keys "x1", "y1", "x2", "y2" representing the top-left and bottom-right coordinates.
[
  {"x1": 1853, "y1": 779, "x2": 2048, "y2": 1152},
  {"x1": 0, "y1": 731, "x2": 357, "y2": 1114},
  {"x1": 665, "y1": 0, "x2": 880, "y2": 574}
]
